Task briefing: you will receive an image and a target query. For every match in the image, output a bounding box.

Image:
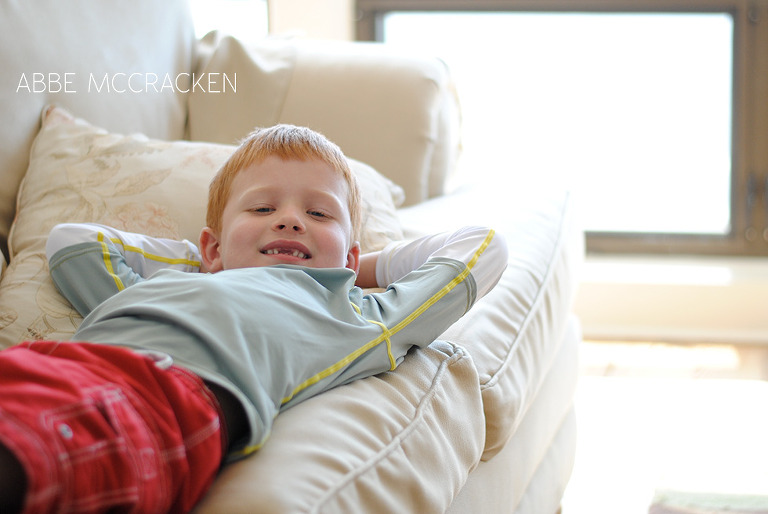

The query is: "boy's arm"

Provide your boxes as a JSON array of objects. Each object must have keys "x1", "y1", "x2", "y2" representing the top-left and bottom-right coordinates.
[
  {"x1": 375, "y1": 225, "x2": 508, "y2": 301},
  {"x1": 46, "y1": 223, "x2": 202, "y2": 317},
  {"x1": 332, "y1": 226, "x2": 507, "y2": 388}
]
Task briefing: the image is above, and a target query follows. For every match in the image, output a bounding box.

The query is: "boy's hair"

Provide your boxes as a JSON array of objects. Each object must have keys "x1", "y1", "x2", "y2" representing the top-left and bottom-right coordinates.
[{"x1": 206, "y1": 125, "x2": 362, "y2": 243}]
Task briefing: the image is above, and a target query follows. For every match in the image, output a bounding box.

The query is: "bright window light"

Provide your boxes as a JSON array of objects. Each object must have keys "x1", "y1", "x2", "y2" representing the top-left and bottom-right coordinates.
[
  {"x1": 189, "y1": 0, "x2": 268, "y2": 43},
  {"x1": 384, "y1": 12, "x2": 734, "y2": 236}
]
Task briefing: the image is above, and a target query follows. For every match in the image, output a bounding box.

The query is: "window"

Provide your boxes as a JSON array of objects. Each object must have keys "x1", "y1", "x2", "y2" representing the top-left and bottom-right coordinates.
[
  {"x1": 189, "y1": 0, "x2": 268, "y2": 43},
  {"x1": 357, "y1": 0, "x2": 768, "y2": 256}
]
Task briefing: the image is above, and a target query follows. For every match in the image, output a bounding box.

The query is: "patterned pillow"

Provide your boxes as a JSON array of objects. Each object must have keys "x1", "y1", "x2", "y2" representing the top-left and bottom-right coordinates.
[{"x1": 0, "y1": 106, "x2": 403, "y2": 348}]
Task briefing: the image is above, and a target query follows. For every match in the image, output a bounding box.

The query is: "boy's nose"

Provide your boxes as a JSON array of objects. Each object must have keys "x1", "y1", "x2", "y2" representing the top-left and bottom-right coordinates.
[
  {"x1": 274, "y1": 211, "x2": 305, "y2": 232},
  {"x1": 276, "y1": 223, "x2": 303, "y2": 232}
]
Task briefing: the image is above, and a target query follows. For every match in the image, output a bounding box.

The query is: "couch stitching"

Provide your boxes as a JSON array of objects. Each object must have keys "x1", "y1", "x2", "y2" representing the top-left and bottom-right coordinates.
[{"x1": 312, "y1": 344, "x2": 476, "y2": 512}]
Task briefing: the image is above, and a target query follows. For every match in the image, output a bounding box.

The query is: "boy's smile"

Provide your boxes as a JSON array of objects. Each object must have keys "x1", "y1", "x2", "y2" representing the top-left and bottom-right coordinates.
[
  {"x1": 260, "y1": 239, "x2": 312, "y2": 261},
  {"x1": 200, "y1": 156, "x2": 360, "y2": 274}
]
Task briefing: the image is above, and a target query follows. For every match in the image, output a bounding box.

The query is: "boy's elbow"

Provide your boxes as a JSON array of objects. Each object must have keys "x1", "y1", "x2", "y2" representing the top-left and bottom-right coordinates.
[
  {"x1": 474, "y1": 226, "x2": 509, "y2": 268},
  {"x1": 472, "y1": 227, "x2": 508, "y2": 300},
  {"x1": 490, "y1": 229, "x2": 509, "y2": 267},
  {"x1": 46, "y1": 223, "x2": 100, "y2": 262},
  {"x1": 46, "y1": 223, "x2": 75, "y2": 262}
]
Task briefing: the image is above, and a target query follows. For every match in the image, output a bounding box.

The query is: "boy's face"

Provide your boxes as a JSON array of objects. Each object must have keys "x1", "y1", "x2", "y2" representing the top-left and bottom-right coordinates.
[{"x1": 200, "y1": 156, "x2": 360, "y2": 274}]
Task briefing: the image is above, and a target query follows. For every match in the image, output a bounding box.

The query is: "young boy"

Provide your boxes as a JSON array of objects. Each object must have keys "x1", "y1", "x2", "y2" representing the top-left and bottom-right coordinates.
[{"x1": 0, "y1": 125, "x2": 508, "y2": 513}]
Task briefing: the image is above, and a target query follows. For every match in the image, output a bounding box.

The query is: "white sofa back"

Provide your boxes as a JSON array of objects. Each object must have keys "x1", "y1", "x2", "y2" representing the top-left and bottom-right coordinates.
[
  {"x1": 0, "y1": 0, "x2": 460, "y2": 262},
  {"x1": 189, "y1": 32, "x2": 461, "y2": 207},
  {"x1": 0, "y1": 0, "x2": 196, "y2": 259}
]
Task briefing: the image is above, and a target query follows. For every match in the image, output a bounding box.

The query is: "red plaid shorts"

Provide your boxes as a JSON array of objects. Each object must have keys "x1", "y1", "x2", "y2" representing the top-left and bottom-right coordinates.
[{"x1": 0, "y1": 341, "x2": 224, "y2": 513}]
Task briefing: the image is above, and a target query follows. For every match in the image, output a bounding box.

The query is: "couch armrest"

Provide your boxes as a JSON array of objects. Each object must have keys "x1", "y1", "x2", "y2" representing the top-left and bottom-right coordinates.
[{"x1": 188, "y1": 33, "x2": 460, "y2": 205}]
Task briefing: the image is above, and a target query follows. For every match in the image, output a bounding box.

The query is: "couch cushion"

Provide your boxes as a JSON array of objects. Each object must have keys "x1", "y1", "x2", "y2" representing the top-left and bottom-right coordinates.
[
  {"x1": 0, "y1": 106, "x2": 404, "y2": 348},
  {"x1": 188, "y1": 34, "x2": 459, "y2": 207},
  {"x1": 194, "y1": 340, "x2": 484, "y2": 513},
  {"x1": 446, "y1": 316, "x2": 580, "y2": 513},
  {"x1": 0, "y1": 0, "x2": 196, "y2": 261},
  {"x1": 397, "y1": 182, "x2": 584, "y2": 459}
]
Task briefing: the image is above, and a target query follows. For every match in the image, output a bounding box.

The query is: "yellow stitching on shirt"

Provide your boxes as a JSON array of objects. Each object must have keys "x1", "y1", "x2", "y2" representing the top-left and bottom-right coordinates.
[
  {"x1": 366, "y1": 319, "x2": 396, "y2": 370},
  {"x1": 236, "y1": 437, "x2": 266, "y2": 456},
  {"x1": 390, "y1": 229, "x2": 494, "y2": 333},
  {"x1": 98, "y1": 231, "x2": 125, "y2": 291},
  {"x1": 236, "y1": 443, "x2": 262, "y2": 457},
  {"x1": 108, "y1": 237, "x2": 200, "y2": 267},
  {"x1": 230, "y1": 411, "x2": 278, "y2": 457},
  {"x1": 280, "y1": 334, "x2": 387, "y2": 404},
  {"x1": 280, "y1": 229, "x2": 496, "y2": 405}
]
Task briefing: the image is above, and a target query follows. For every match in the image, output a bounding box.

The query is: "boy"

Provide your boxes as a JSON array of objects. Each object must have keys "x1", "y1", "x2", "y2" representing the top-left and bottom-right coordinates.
[{"x1": 0, "y1": 125, "x2": 507, "y2": 513}]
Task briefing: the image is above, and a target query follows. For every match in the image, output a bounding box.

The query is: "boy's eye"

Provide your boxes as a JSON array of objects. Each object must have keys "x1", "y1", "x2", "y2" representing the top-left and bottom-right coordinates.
[
  {"x1": 308, "y1": 210, "x2": 328, "y2": 219},
  {"x1": 251, "y1": 207, "x2": 273, "y2": 214}
]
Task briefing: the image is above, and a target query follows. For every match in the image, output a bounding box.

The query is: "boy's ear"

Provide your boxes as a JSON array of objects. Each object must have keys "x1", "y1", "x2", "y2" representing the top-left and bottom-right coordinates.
[
  {"x1": 199, "y1": 227, "x2": 224, "y2": 273},
  {"x1": 346, "y1": 241, "x2": 361, "y2": 274}
]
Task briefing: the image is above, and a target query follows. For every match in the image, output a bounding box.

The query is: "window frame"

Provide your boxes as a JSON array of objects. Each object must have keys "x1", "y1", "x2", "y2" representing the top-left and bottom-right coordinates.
[{"x1": 356, "y1": 0, "x2": 768, "y2": 256}]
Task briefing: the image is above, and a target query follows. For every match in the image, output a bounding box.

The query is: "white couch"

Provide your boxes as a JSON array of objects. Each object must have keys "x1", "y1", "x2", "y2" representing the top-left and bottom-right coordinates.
[{"x1": 0, "y1": 1, "x2": 583, "y2": 512}]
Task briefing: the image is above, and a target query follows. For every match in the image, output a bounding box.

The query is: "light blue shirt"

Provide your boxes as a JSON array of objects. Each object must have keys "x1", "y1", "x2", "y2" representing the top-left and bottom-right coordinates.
[{"x1": 47, "y1": 224, "x2": 507, "y2": 459}]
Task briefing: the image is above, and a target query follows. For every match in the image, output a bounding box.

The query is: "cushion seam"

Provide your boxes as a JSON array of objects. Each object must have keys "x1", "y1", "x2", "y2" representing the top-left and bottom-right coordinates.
[
  {"x1": 312, "y1": 345, "x2": 472, "y2": 512},
  {"x1": 480, "y1": 191, "x2": 576, "y2": 391}
]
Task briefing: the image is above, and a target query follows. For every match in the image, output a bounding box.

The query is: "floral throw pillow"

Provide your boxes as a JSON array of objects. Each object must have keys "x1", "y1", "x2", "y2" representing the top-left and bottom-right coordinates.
[{"x1": 0, "y1": 106, "x2": 403, "y2": 348}]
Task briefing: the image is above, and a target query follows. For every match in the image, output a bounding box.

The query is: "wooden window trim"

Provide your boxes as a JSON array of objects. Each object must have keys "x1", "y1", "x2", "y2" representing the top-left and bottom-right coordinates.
[{"x1": 357, "y1": 0, "x2": 768, "y2": 256}]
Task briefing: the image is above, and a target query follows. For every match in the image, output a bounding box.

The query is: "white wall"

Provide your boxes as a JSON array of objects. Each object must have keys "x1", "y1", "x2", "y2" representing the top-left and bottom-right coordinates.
[
  {"x1": 267, "y1": 0, "x2": 354, "y2": 40},
  {"x1": 576, "y1": 256, "x2": 768, "y2": 344}
]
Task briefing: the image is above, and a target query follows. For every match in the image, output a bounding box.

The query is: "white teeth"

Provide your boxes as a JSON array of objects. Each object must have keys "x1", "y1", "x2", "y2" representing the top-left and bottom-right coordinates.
[{"x1": 263, "y1": 248, "x2": 306, "y2": 258}]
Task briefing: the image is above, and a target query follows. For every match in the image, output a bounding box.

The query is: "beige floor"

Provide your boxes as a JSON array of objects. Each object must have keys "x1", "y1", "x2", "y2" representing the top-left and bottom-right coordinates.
[{"x1": 560, "y1": 340, "x2": 768, "y2": 514}]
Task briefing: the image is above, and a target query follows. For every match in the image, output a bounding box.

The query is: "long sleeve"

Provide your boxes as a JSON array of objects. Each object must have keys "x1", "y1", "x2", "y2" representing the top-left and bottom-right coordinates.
[
  {"x1": 326, "y1": 226, "x2": 507, "y2": 388},
  {"x1": 375, "y1": 225, "x2": 508, "y2": 300},
  {"x1": 59, "y1": 226, "x2": 505, "y2": 454},
  {"x1": 46, "y1": 223, "x2": 202, "y2": 317}
]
